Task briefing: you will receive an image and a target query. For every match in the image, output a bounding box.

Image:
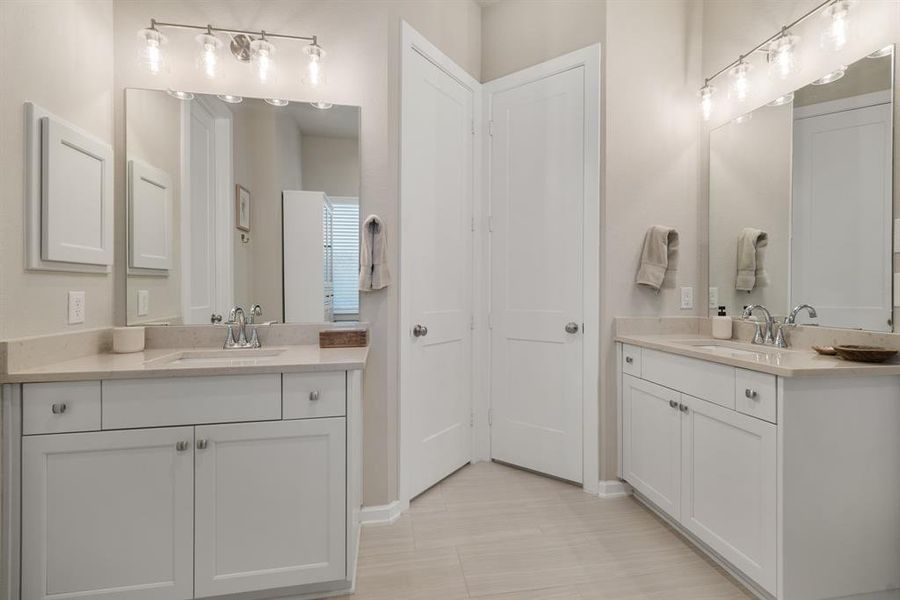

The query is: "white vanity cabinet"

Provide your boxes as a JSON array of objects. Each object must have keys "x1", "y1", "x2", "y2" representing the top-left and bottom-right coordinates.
[{"x1": 8, "y1": 369, "x2": 363, "y2": 600}]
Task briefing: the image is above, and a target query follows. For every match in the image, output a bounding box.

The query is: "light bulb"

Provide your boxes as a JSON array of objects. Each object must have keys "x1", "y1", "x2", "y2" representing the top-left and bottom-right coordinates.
[
  {"x1": 251, "y1": 37, "x2": 276, "y2": 83},
  {"x1": 768, "y1": 31, "x2": 799, "y2": 79},
  {"x1": 698, "y1": 83, "x2": 715, "y2": 122},
  {"x1": 822, "y1": 0, "x2": 852, "y2": 51},
  {"x1": 138, "y1": 27, "x2": 167, "y2": 74},
  {"x1": 303, "y1": 43, "x2": 326, "y2": 88},
  {"x1": 728, "y1": 59, "x2": 752, "y2": 103},
  {"x1": 196, "y1": 31, "x2": 222, "y2": 79},
  {"x1": 812, "y1": 65, "x2": 847, "y2": 85},
  {"x1": 767, "y1": 93, "x2": 794, "y2": 107},
  {"x1": 265, "y1": 98, "x2": 289, "y2": 107}
]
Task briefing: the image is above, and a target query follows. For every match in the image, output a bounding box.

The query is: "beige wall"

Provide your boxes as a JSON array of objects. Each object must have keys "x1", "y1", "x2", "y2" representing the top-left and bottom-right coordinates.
[
  {"x1": 301, "y1": 136, "x2": 360, "y2": 198},
  {"x1": 0, "y1": 0, "x2": 115, "y2": 340},
  {"x1": 125, "y1": 88, "x2": 183, "y2": 325}
]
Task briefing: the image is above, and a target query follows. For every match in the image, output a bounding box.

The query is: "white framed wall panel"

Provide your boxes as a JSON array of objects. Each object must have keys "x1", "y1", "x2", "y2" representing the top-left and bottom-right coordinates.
[
  {"x1": 24, "y1": 103, "x2": 111, "y2": 273},
  {"x1": 128, "y1": 159, "x2": 173, "y2": 272}
]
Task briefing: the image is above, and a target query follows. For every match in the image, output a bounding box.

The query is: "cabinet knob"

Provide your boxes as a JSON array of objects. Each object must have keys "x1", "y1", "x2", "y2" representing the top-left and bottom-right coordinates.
[
  {"x1": 679, "y1": 403, "x2": 689, "y2": 413},
  {"x1": 745, "y1": 388, "x2": 758, "y2": 399},
  {"x1": 669, "y1": 400, "x2": 678, "y2": 409},
  {"x1": 175, "y1": 441, "x2": 190, "y2": 452},
  {"x1": 309, "y1": 390, "x2": 320, "y2": 401},
  {"x1": 51, "y1": 403, "x2": 67, "y2": 414},
  {"x1": 625, "y1": 356, "x2": 634, "y2": 364},
  {"x1": 196, "y1": 439, "x2": 208, "y2": 450}
]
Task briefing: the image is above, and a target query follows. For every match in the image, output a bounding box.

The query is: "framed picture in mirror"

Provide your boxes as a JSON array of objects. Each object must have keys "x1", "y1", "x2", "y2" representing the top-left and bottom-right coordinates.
[{"x1": 236, "y1": 184, "x2": 251, "y2": 232}]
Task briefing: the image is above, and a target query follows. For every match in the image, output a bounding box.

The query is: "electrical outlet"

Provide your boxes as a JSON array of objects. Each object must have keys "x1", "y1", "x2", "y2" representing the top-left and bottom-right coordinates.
[
  {"x1": 68, "y1": 291, "x2": 85, "y2": 324},
  {"x1": 681, "y1": 286, "x2": 694, "y2": 310},
  {"x1": 708, "y1": 287, "x2": 719, "y2": 310},
  {"x1": 138, "y1": 290, "x2": 150, "y2": 316}
]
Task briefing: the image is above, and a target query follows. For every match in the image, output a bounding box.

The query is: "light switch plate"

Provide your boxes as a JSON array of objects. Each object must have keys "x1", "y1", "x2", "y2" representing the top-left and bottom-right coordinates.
[
  {"x1": 681, "y1": 286, "x2": 694, "y2": 310},
  {"x1": 708, "y1": 287, "x2": 719, "y2": 310},
  {"x1": 68, "y1": 291, "x2": 85, "y2": 324},
  {"x1": 137, "y1": 289, "x2": 150, "y2": 317}
]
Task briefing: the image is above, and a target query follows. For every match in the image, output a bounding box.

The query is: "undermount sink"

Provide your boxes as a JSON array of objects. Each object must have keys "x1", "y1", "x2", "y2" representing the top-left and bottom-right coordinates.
[
  {"x1": 677, "y1": 341, "x2": 775, "y2": 359},
  {"x1": 146, "y1": 348, "x2": 287, "y2": 367}
]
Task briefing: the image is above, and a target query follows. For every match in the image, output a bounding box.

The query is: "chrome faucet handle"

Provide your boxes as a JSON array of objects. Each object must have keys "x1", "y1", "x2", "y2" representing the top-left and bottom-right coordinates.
[
  {"x1": 763, "y1": 322, "x2": 775, "y2": 345},
  {"x1": 248, "y1": 326, "x2": 261, "y2": 349},
  {"x1": 773, "y1": 320, "x2": 788, "y2": 348},
  {"x1": 248, "y1": 304, "x2": 263, "y2": 325},
  {"x1": 752, "y1": 321, "x2": 765, "y2": 345},
  {"x1": 224, "y1": 323, "x2": 238, "y2": 348}
]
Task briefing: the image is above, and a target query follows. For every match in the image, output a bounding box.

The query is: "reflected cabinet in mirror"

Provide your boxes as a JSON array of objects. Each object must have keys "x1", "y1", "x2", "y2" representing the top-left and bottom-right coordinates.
[
  {"x1": 126, "y1": 89, "x2": 360, "y2": 326},
  {"x1": 709, "y1": 46, "x2": 895, "y2": 332}
]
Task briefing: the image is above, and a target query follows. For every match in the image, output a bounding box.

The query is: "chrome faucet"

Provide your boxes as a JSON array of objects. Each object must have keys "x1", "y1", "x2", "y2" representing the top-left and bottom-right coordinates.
[
  {"x1": 774, "y1": 304, "x2": 818, "y2": 348},
  {"x1": 224, "y1": 305, "x2": 262, "y2": 349},
  {"x1": 741, "y1": 304, "x2": 775, "y2": 345}
]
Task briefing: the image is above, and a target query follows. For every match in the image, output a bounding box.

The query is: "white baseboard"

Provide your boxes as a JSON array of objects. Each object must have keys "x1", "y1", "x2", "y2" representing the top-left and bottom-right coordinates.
[
  {"x1": 360, "y1": 500, "x2": 404, "y2": 525},
  {"x1": 597, "y1": 480, "x2": 630, "y2": 498}
]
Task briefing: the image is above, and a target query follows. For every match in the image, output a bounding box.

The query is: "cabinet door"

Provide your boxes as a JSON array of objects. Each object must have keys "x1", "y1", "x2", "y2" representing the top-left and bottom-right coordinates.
[
  {"x1": 680, "y1": 395, "x2": 776, "y2": 593},
  {"x1": 622, "y1": 375, "x2": 682, "y2": 519},
  {"x1": 194, "y1": 418, "x2": 347, "y2": 597},
  {"x1": 22, "y1": 427, "x2": 194, "y2": 600}
]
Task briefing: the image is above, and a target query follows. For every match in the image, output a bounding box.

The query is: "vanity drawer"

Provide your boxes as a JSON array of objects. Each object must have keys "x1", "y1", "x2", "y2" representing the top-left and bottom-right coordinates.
[
  {"x1": 283, "y1": 372, "x2": 346, "y2": 419},
  {"x1": 23, "y1": 381, "x2": 101, "y2": 435},
  {"x1": 622, "y1": 344, "x2": 642, "y2": 377},
  {"x1": 641, "y1": 349, "x2": 735, "y2": 409},
  {"x1": 102, "y1": 375, "x2": 281, "y2": 429},
  {"x1": 735, "y1": 369, "x2": 777, "y2": 424}
]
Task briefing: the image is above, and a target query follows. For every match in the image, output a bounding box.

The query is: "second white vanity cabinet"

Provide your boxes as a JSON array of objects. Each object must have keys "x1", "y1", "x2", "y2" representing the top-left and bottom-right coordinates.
[{"x1": 11, "y1": 369, "x2": 363, "y2": 600}]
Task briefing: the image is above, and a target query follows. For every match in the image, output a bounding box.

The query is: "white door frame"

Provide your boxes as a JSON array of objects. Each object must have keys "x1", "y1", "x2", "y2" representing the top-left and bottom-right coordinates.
[
  {"x1": 480, "y1": 45, "x2": 602, "y2": 495},
  {"x1": 398, "y1": 21, "x2": 482, "y2": 510},
  {"x1": 180, "y1": 96, "x2": 234, "y2": 323}
]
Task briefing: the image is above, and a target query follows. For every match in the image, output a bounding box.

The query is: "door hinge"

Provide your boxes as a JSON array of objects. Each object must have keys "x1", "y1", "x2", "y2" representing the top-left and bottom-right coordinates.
[
  {"x1": 488, "y1": 408, "x2": 493, "y2": 426},
  {"x1": 488, "y1": 120, "x2": 494, "y2": 137}
]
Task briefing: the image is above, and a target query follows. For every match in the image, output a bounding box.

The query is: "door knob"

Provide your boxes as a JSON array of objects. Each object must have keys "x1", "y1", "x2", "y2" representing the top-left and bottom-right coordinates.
[
  {"x1": 565, "y1": 322, "x2": 580, "y2": 334},
  {"x1": 413, "y1": 324, "x2": 428, "y2": 337}
]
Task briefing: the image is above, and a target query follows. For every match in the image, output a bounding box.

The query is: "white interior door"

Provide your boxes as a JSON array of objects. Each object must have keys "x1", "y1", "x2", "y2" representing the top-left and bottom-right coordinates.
[
  {"x1": 400, "y1": 25, "x2": 475, "y2": 500},
  {"x1": 488, "y1": 64, "x2": 585, "y2": 483},
  {"x1": 791, "y1": 100, "x2": 893, "y2": 331}
]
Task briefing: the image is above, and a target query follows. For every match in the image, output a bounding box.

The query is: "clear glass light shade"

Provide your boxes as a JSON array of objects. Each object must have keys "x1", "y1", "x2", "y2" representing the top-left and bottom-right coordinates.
[
  {"x1": 265, "y1": 98, "x2": 289, "y2": 107},
  {"x1": 728, "y1": 60, "x2": 752, "y2": 102},
  {"x1": 138, "y1": 28, "x2": 167, "y2": 74},
  {"x1": 868, "y1": 45, "x2": 893, "y2": 59},
  {"x1": 821, "y1": 0, "x2": 853, "y2": 51},
  {"x1": 166, "y1": 89, "x2": 194, "y2": 101},
  {"x1": 196, "y1": 32, "x2": 223, "y2": 79},
  {"x1": 250, "y1": 38, "x2": 276, "y2": 83},
  {"x1": 767, "y1": 92, "x2": 794, "y2": 107},
  {"x1": 698, "y1": 85, "x2": 715, "y2": 122},
  {"x1": 303, "y1": 44, "x2": 326, "y2": 88},
  {"x1": 768, "y1": 33, "x2": 799, "y2": 79},
  {"x1": 812, "y1": 65, "x2": 847, "y2": 85},
  {"x1": 310, "y1": 101, "x2": 333, "y2": 110},
  {"x1": 217, "y1": 94, "x2": 243, "y2": 104}
]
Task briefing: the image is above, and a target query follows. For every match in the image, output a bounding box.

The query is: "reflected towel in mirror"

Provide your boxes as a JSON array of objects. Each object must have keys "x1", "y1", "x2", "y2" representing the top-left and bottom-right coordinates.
[
  {"x1": 636, "y1": 225, "x2": 679, "y2": 292},
  {"x1": 359, "y1": 214, "x2": 391, "y2": 291},
  {"x1": 736, "y1": 227, "x2": 768, "y2": 292}
]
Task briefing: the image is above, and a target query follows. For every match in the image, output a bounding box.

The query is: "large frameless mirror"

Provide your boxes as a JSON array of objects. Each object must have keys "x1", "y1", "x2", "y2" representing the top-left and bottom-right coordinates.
[
  {"x1": 125, "y1": 89, "x2": 360, "y2": 326},
  {"x1": 708, "y1": 45, "x2": 895, "y2": 331}
]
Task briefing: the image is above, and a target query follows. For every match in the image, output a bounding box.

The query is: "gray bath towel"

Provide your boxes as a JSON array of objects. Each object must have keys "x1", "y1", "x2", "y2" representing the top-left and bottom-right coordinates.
[
  {"x1": 636, "y1": 226, "x2": 679, "y2": 292},
  {"x1": 735, "y1": 227, "x2": 768, "y2": 292}
]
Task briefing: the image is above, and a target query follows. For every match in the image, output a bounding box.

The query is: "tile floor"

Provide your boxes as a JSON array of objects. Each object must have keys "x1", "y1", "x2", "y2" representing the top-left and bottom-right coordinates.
[{"x1": 338, "y1": 461, "x2": 753, "y2": 600}]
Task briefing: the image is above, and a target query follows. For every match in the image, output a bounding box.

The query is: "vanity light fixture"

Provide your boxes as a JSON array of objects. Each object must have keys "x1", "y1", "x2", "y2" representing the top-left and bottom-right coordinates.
[
  {"x1": 699, "y1": 81, "x2": 715, "y2": 121},
  {"x1": 868, "y1": 45, "x2": 893, "y2": 59},
  {"x1": 310, "y1": 101, "x2": 333, "y2": 110},
  {"x1": 767, "y1": 28, "x2": 799, "y2": 79},
  {"x1": 166, "y1": 89, "x2": 194, "y2": 100},
  {"x1": 728, "y1": 57, "x2": 752, "y2": 102},
  {"x1": 821, "y1": 0, "x2": 853, "y2": 51},
  {"x1": 811, "y1": 65, "x2": 847, "y2": 85},
  {"x1": 767, "y1": 92, "x2": 795, "y2": 107},
  {"x1": 138, "y1": 19, "x2": 324, "y2": 88},
  {"x1": 265, "y1": 98, "x2": 290, "y2": 107},
  {"x1": 217, "y1": 94, "x2": 243, "y2": 104}
]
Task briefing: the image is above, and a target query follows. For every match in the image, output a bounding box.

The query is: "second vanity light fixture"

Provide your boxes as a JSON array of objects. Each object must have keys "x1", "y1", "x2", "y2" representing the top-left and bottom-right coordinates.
[
  {"x1": 138, "y1": 18, "x2": 325, "y2": 89},
  {"x1": 699, "y1": 0, "x2": 856, "y2": 120}
]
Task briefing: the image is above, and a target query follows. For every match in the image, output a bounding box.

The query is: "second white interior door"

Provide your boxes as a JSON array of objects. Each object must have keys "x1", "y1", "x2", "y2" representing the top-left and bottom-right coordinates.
[{"x1": 488, "y1": 65, "x2": 585, "y2": 483}]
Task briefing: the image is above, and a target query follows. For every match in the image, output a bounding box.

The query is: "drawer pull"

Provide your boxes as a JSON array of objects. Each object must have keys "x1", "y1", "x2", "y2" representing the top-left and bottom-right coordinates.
[
  {"x1": 309, "y1": 390, "x2": 320, "y2": 401},
  {"x1": 745, "y1": 388, "x2": 758, "y2": 399},
  {"x1": 196, "y1": 439, "x2": 208, "y2": 450},
  {"x1": 625, "y1": 356, "x2": 634, "y2": 364},
  {"x1": 175, "y1": 441, "x2": 190, "y2": 452},
  {"x1": 50, "y1": 403, "x2": 67, "y2": 415},
  {"x1": 668, "y1": 400, "x2": 678, "y2": 409}
]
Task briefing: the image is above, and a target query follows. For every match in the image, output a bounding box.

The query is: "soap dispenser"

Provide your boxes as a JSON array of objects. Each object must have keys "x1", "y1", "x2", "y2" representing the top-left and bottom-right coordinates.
[{"x1": 712, "y1": 306, "x2": 732, "y2": 340}]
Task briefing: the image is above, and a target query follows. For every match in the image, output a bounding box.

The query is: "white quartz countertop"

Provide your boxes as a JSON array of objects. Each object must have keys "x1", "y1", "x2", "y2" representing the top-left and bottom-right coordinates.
[
  {"x1": 1, "y1": 345, "x2": 368, "y2": 384},
  {"x1": 616, "y1": 334, "x2": 900, "y2": 377}
]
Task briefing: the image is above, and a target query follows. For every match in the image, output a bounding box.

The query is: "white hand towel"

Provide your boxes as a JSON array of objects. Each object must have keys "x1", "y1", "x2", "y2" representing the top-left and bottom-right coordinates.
[
  {"x1": 636, "y1": 225, "x2": 679, "y2": 292},
  {"x1": 735, "y1": 227, "x2": 768, "y2": 292},
  {"x1": 359, "y1": 214, "x2": 391, "y2": 291}
]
